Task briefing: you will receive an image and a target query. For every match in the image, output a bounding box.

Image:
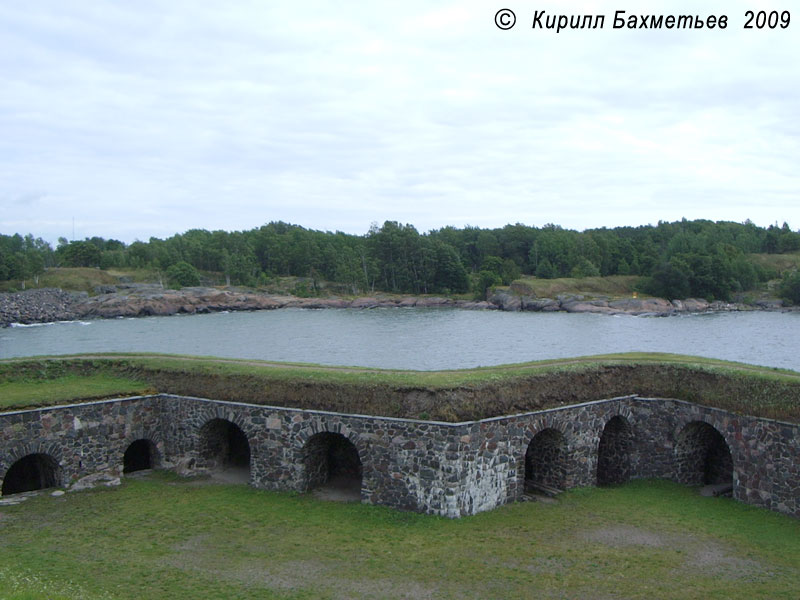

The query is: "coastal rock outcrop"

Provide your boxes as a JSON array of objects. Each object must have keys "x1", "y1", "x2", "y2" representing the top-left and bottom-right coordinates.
[
  {"x1": 0, "y1": 284, "x2": 788, "y2": 327},
  {"x1": 0, "y1": 288, "x2": 86, "y2": 326},
  {"x1": 484, "y1": 292, "x2": 765, "y2": 316}
]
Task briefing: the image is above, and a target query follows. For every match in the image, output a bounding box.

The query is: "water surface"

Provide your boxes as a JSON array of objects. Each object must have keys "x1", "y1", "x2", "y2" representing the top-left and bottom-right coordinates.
[{"x1": 2, "y1": 309, "x2": 798, "y2": 372}]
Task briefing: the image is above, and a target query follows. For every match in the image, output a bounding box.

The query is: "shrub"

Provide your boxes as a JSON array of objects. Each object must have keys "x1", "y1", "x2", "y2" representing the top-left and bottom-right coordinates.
[
  {"x1": 779, "y1": 270, "x2": 800, "y2": 305},
  {"x1": 166, "y1": 261, "x2": 201, "y2": 288}
]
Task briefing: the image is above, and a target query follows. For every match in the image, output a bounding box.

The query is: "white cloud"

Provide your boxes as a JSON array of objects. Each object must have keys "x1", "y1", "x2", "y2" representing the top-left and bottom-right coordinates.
[{"x1": 1, "y1": 0, "x2": 798, "y2": 244}]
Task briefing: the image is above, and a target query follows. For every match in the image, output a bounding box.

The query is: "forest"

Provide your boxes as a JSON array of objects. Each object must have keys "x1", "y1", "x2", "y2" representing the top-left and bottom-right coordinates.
[{"x1": 2, "y1": 219, "x2": 800, "y2": 303}]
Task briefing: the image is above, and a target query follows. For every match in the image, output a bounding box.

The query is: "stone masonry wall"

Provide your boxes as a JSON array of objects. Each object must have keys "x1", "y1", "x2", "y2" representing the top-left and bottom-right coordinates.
[
  {"x1": 158, "y1": 395, "x2": 470, "y2": 515},
  {"x1": 0, "y1": 396, "x2": 165, "y2": 489},
  {"x1": 0, "y1": 394, "x2": 798, "y2": 519},
  {"x1": 452, "y1": 396, "x2": 798, "y2": 518}
]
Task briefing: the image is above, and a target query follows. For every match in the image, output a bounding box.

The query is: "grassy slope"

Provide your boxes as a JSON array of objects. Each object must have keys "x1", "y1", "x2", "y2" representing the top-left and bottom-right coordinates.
[
  {"x1": 749, "y1": 251, "x2": 800, "y2": 273},
  {"x1": 509, "y1": 275, "x2": 642, "y2": 298},
  {"x1": 0, "y1": 475, "x2": 798, "y2": 600},
  {"x1": 0, "y1": 267, "x2": 122, "y2": 294},
  {"x1": 0, "y1": 374, "x2": 155, "y2": 410},
  {"x1": 0, "y1": 267, "x2": 353, "y2": 296},
  {"x1": 1, "y1": 353, "x2": 799, "y2": 423}
]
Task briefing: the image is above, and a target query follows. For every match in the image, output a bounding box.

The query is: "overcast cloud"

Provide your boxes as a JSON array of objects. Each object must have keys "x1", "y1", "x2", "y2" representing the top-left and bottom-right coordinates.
[{"x1": 1, "y1": 1, "x2": 798, "y2": 244}]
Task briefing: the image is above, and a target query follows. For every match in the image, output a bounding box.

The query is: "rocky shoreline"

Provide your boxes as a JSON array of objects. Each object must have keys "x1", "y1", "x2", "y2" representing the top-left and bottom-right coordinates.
[
  {"x1": 0, "y1": 284, "x2": 792, "y2": 328},
  {"x1": 0, "y1": 288, "x2": 90, "y2": 327},
  {"x1": 486, "y1": 290, "x2": 787, "y2": 316}
]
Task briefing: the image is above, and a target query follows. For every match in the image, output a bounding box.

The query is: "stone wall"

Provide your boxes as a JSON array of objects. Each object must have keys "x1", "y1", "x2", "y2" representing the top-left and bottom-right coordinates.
[
  {"x1": 1, "y1": 394, "x2": 798, "y2": 519},
  {"x1": 0, "y1": 395, "x2": 165, "y2": 492}
]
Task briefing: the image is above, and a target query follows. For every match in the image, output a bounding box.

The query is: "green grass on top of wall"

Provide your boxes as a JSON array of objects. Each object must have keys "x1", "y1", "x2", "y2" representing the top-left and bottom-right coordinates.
[{"x1": 1, "y1": 352, "x2": 799, "y2": 422}]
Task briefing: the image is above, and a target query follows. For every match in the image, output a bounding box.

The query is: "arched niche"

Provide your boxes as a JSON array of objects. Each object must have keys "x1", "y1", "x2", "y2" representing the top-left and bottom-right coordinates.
[
  {"x1": 1, "y1": 453, "x2": 61, "y2": 496},
  {"x1": 302, "y1": 432, "x2": 363, "y2": 499},
  {"x1": 123, "y1": 439, "x2": 159, "y2": 474},
  {"x1": 674, "y1": 421, "x2": 733, "y2": 486},
  {"x1": 524, "y1": 428, "x2": 568, "y2": 492},
  {"x1": 198, "y1": 418, "x2": 251, "y2": 481},
  {"x1": 597, "y1": 416, "x2": 633, "y2": 486}
]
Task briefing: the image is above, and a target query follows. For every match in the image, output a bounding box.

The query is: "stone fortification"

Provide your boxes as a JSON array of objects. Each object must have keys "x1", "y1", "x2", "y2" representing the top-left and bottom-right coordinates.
[{"x1": 1, "y1": 394, "x2": 797, "y2": 519}]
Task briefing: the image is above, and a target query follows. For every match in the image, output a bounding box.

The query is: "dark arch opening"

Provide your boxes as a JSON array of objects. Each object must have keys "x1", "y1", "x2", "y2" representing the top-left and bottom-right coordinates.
[
  {"x1": 303, "y1": 432, "x2": 363, "y2": 499},
  {"x1": 2, "y1": 453, "x2": 60, "y2": 496},
  {"x1": 199, "y1": 418, "x2": 251, "y2": 481},
  {"x1": 674, "y1": 421, "x2": 733, "y2": 486},
  {"x1": 597, "y1": 416, "x2": 633, "y2": 486},
  {"x1": 123, "y1": 439, "x2": 158, "y2": 474},
  {"x1": 524, "y1": 428, "x2": 568, "y2": 493}
]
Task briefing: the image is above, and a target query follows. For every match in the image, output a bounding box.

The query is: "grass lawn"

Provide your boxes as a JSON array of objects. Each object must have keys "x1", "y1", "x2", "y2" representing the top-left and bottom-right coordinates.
[
  {"x1": 0, "y1": 374, "x2": 154, "y2": 411},
  {"x1": 1, "y1": 475, "x2": 798, "y2": 599}
]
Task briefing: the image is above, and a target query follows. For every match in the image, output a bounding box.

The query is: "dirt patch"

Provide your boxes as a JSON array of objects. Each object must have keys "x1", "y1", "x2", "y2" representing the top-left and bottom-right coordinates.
[
  {"x1": 207, "y1": 467, "x2": 250, "y2": 485},
  {"x1": 168, "y1": 542, "x2": 442, "y2": 599},
  {"x1": 157, "y1": 468, "x2": 250, "y2": 487},
  {"x1": 686, "y1": 542, "x2": 768, "y2": 580},
  {"x1": 516, "y1": 556, "x2": 572, "y2": 576},
  {"x1": 227, "y1": 563, "x2": 440, "y2": 600},
  {"x1": 583, "y1": 525, "x2": 770, "y2": 582},
  {"x1": 583, "y1": 524, "x2": 667, "y2": 548},
  {"x1": 310, "y1": 474, "x2": 362, "y2": 503}
]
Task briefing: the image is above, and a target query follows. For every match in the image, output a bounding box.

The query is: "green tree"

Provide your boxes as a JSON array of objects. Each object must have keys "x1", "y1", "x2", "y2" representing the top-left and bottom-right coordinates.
[
  {"x1": 434, "y1": 242, "x2": 469, "y2": 293},
  {"x1": 58, "y1": 240, "x2": 102, "y2": 267},
  {"x1": 643, "y1": 257, "x2": 691, "y2": 299},
  {"x1": 570, "y1": 257, "x2": 601, "y2": 278},
  {"x1": 779, "y1": 271, "x2": 800, "y2": 305},
  {"x1": 473, "y1": 270, "x2": 501, "y2": 300},
  {"x1": 535, "y1": 258, "x2": 557, "y2": 279},
  {"x1": 166, "y1": 261, "x2": 201, "y2": 288}
]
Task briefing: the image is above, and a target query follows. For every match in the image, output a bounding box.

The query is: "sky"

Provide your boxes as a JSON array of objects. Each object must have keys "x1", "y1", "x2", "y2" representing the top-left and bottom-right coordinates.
[{"x1": 1, "y1": 1, "x2": 798, "y2": 245}]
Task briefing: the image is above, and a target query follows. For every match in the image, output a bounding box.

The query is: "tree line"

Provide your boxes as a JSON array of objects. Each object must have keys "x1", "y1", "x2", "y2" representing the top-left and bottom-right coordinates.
[{"x1": 2, "y1": 219, "x2": 800, "y2": 302}]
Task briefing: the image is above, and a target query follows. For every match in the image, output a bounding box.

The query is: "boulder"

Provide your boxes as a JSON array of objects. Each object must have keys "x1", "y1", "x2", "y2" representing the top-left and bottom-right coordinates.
[
  {"x1": 457, "y1": 301, "x2": 496, "y2": 310},
  {"x1": 415, "y1": 297, "x2": 453, "y2": 308},
  {"x1": 350, "y1": 297, "x2": 381, "y2": 309},
  {"x1": 608, "y1": 298, "x2": 675, "y2": 316},
  {"x1": 536, "y1": 298, "x2": 560, "y2": 311},
  {"x1": 755, "y1": 298, "x2": 783, "y2": 310},
  {"x1": 68, "y1": 471, "x2": 122, "y2": 493},
  {"x1": 561, "y1": 300, "x2": 615, "y2": 314},
  {"x1": 682, "y1": 298, "x2": 710, "y2": 312},
  {"x1": 488, "y1": 291, "x2": 522, "y2": 311}
]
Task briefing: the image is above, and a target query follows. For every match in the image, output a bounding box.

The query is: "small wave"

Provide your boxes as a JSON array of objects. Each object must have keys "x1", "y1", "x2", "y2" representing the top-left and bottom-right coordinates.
[{"x1": 9, "y1": 322, "x2": 55, "y2": 328}]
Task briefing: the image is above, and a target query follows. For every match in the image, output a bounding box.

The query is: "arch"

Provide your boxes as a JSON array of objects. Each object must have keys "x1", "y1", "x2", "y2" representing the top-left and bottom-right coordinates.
[
  {"x1": 524, "y1": 428, "x2": 568, "y2": 492},
  {"x1": 302, "y1": 432, "x2": 363, "y2": 498},
  {"x1": 1, "y1": 453, "x2": 61, "y2": 496},
  {"x1": 123, "y1": 439, "x2": 159, "y2": 474},
  {"x1": 597, "y1": 415, "x2": 633, "y2": 486},
  {"x1": 674, "y1": 421, "x2": 733, "y2": 486},
  {"x1": 198, "y1": 418, "x2": 251, "y2": 480}
]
